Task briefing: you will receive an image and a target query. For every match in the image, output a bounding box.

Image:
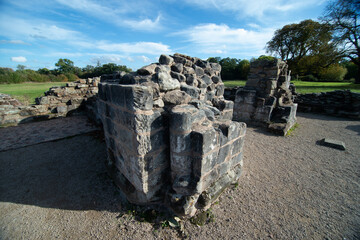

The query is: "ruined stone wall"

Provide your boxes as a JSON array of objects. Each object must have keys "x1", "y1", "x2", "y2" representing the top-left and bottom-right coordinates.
[
  {"x1": 294, "y1": 90, "x2": 360, "y2": 119},
  {"x1": 98, "y1": 54, "x2": 246, "y2": 216},
  {"x1": 0, "y1": 78, "x2": 99, "y2": 126},
  {"x1": 233, "y1": 58, "x2": 297, "y2": 135}
]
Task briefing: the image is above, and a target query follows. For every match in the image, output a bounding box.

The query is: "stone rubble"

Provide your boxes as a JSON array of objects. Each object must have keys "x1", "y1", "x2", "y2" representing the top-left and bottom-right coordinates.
[
  {"x1": 97, "y1": 53, "x2": 246, "y2": 217},
  {"x1": 233, "y1": 58, "x2": 297, "y2": 135},
  {"x1": 294, "y1": 90, "x2": 360, "y2": 119},
  {"x1": 0, "y1": 78, "x2": 100, "y2": 126}
]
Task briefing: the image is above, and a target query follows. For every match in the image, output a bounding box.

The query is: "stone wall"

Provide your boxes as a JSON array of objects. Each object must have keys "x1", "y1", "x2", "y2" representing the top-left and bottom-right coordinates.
[
  {"x1": 0, "y1": 78, "x2": 100, "y2": 127},
  {"x1": 294, "y1": 90, "x2": 360, "y2": 118},
  {"x1": 233, "y1": 58, "x2": 297, "y2": 135},
  {"x1": 98, "y1": 54, "x2": 246, "y2": 216}
]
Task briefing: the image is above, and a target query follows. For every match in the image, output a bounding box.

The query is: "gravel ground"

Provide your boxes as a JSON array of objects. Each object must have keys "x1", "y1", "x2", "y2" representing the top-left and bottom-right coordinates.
[{"x1": 0, "y1": 112, "x2": 359, "y2": 239}]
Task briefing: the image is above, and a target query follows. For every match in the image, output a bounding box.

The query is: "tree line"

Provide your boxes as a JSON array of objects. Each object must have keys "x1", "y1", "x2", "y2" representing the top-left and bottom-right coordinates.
[
  {"x1": 266, "y1": 0, "x2": 359, "y2": 83},
  {"x1": 210, "y1": 0, "x2": 359, "y2": 83},
  {"x1": 0, "y1": 59, "x2": 132, "y2": 84}
]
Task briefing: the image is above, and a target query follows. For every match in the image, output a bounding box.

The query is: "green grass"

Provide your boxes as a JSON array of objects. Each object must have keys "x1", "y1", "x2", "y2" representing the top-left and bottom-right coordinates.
[
  {"x1": 223, "y1": 80, "x2": 246, "y2": 88},
  {"x1": 223, "y1": 80, "x2": 360, "y2": 93},
  {"x1": 291, "y1": 80, "x2": 360, "y2": 94},
  {"x1": 0, "y1": 82, "x2": 66, "y2": 104}
]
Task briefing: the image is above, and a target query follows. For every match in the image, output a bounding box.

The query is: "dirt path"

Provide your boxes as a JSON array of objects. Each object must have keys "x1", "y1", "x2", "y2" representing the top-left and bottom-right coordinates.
[{"x1": 0, "y1": 113, "x2": 359, "y2": 239}]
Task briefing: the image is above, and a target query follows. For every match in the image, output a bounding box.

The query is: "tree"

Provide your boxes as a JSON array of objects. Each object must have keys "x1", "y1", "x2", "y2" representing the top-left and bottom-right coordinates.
[
  {"x1": 219, "y1": 57, "x2": 239, "y2": 80},
  {"x1": 321, "y1": 0, "x2": 360, "y2": 83},
  {"x1": 266, "y1": 19, "x2": 341, "y2": 76},
  {"x1": 55, "y1": 58, "x2": 75, "y2": 74},
  {"x1": 207, "y1": 57, "x2": 221, "y2": 63},
  {"x1": 237, "y1": 59, "x2": 250, "y2": 80},
  {"x1": 17, "y1": 64, "x2": 26, "y2": 71},
  {"x1": 37, "y1": 68, "x2": 50, "y2": 75}
]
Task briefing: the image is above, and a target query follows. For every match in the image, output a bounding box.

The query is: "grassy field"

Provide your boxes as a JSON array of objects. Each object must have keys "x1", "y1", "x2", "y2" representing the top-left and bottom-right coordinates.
[
  {"x1": 0, "y1": 82, "x2": 66, "y2": 104},
  {"x1": 1, "y1": 81, "x2": 359, "y2": 106},
  {"x1": 223, "y1": 80, "x2": 360, "y2": 93}
]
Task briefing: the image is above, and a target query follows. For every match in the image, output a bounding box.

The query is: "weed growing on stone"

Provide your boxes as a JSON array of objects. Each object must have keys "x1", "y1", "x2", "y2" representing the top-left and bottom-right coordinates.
[
  {"x1": 286, "y1": 123, "x2": 299, "y2": 137},
  {"x1": 190, "y1": 209, "x2": 215, "y2": 226}
]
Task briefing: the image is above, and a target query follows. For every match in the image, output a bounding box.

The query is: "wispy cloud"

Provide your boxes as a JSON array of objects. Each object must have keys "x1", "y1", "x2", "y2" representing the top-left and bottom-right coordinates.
[
  {"x1": 184, "y1": 0, "x2": 326, "y2": 19},
  {"x1": 123, "y1": 15, "x2": 162, "y2": 31},
  {"x1": 90, "y1": 54, "x2": 124, "y2": 65},
  {"x1": 55, "y1": 0, "x2": 163, "y2": 31},
  {"x1": 11, "y1": 56, "x2": 27, "y2": 62},
  {"x1": 0, "y1": 15, "x2": 83, "y2": 41},
  {"x1": 175, "y1": 23, "x2": 274, "y2": 56},
  {"x1": 94, "y1": 41, "x2": 171, "y2": 55},
  {"x1": 1, "y1": 40, "x2": 30, "y2": 45}
]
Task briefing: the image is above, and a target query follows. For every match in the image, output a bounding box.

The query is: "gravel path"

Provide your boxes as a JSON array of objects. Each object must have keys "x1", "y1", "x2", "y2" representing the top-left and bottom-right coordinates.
[
  {"x1": 0, "y1": 115, "x2": 99, "y2": 152},
  {"x1": 0, "y1": 112, "x2": 359, "y2": 239}
]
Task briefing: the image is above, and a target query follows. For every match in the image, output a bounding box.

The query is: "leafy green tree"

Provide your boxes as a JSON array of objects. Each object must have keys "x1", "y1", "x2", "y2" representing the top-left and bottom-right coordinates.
[
  {"x1": 17, "y1": 64, "x2": 26, "y2": 71},
  {"x1": 321, "y1": 0, "x2": 360, "y2": 83},
  {"x1": 266, "y1": 19, "x2": 341, "y2": 77},
  {"x1": 219, "y1": 57, "x2": 239, "y2": 80},
  {"x1": 55, "y1": 58, "x2": 75, "y2": 74},
  {"x1": 341, "y1": 60, "x2": 359, "y2": 80},
  {"x1": 37, "y1": 68, "x2": 51, "y2": 75},
  {"x1": 207, "y1": 57, "x2": 221, "y2": 63},
  {"x1": 237, "y1": 60, "x2": 250, "y2": 80}
]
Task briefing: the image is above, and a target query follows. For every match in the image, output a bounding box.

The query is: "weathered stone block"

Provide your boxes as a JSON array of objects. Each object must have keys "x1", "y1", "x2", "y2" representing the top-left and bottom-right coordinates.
[
  {"x1": 123, "y1": 85, "x2": 153, "y2": 111},
  {"x1": 159, "y1": 54, "x2": 174, "y2": 65},
  {"x1": 180, "y1": 84, "x2": 199, "y2": 99},
  {"x1": 191, "y1": 127, "x2": 218, "y2": 156}
]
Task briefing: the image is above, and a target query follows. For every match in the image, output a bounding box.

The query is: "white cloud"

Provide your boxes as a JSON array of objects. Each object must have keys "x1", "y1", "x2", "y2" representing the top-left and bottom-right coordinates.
[
  {"x1": 55, "y1": 0, "x2": 163, "y2": 31},
  {"x1": 138, "y1": 55, "x2": 151, "y2": 63},
  {"x1": 95, "y1": 41, "x2": 171, "y2": 55},
  {"x1": 0, "y1": 40, "x2": 30, "y2": 45},
  {"x1": 0, "y1": 15, "x2": 83, "y2": 41},
  {"x1": 123, "y1": 15, "x2": 162, "y2": 31},
  {"x1": 184, "y1": 0, "x2": 326, "y2": 19},
  {"x1": 11, "y1": 56, "x2": 27, "y2": 62},
  {"x1": 89, "y1": 54, "x2": 123, "y2": 65},
  {"x1": 175, "y1": 23, "x2": 274, "y2": 56}
]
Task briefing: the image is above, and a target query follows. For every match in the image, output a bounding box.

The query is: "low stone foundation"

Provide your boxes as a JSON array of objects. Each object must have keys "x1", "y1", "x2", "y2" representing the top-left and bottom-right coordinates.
[
  {"x1": 294, "y1": 90, "x2": 360, "y2": 119},
  {"x1": 98, "y1": 54, "x2": 246, "y2": 216},
  {"x1": 233, "y1": 58, "x2": 297, "y2": 135},
  {"x1": 0, "y1": 78, "x2": 99, "y2": 126}
]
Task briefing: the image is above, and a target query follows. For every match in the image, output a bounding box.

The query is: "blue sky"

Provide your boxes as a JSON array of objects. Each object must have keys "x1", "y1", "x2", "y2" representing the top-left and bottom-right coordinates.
[{"x1": 0, "y1": 0, "x2": 328, "y2": 71}]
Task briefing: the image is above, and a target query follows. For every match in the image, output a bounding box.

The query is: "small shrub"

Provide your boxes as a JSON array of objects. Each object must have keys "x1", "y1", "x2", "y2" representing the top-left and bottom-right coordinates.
[
  {"x1": 64, "y1": 73, "x2": 78, "y2": 82},
  {"x1": 319, "y1": 64, "x2": 347, "y2": 82},
  {"x1": 300, "y1": 74, "x2": 319, "y2": 82}
]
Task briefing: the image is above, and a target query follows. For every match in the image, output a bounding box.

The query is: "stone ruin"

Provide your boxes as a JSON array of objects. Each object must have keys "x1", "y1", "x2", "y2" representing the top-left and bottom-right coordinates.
[
  {"x1": 233, "y1": 58, "x2": 297, "y2": 135},
  {"x1": 294, "y1": 90, "x2": 360, "y2": 119},
  {"x1": 0, "y1": 78, "x2": 99, "y2": 127},
  {"x1": 97, "y1": 53, "x2": 246, "y2": 217}
]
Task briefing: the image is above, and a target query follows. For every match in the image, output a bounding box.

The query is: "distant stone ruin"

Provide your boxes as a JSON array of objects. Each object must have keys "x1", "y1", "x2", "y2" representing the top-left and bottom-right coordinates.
[
  {"x1": 295, "y1": 90, "x2": 360, "y2": 119},
  {"x1": 233, "y1": 58, "x2": 297, "y2": 135},
  {"x1": 0, "y1": 78, "x2": 99, "y2": 126},
  {"x1": 98, "y1": 54, "x2": 246, "y2": 216}
]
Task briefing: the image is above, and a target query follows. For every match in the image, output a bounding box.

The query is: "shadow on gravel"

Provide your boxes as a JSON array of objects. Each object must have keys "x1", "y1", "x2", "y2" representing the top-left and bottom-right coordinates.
[
  {"x1": 297, "y1": 112, "x2": 359, "y2": 122},
  {"x1": 0, "y1": 133, "x2": 125, "y2": 212},
  {"x1": 346, "y1": 125, "x2": 360, "y2": 135}
]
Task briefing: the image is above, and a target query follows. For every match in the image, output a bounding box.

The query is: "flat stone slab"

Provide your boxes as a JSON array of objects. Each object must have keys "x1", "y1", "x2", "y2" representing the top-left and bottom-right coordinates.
[
  {"x1": 320, "y1": 138, "x2": 346, "y2": 151},
  {"x1": 0, "y1": 116, "x2": 100, "y2": 152}
]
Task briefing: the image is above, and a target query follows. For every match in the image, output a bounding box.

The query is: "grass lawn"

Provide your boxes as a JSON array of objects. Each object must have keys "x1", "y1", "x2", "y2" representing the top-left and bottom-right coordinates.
[
  {"x1": 223, "y1": 80, "x2": 246, "y2": 88},
  {"x1": 0, "y1": 82, "x2": 66, "y2": 104},
  {"x1": 223, "y1": 80, "x2": 360, "y2": 93},
  {"x1": 291, "y1": 81, "x2": 360, "y2": 94}
]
